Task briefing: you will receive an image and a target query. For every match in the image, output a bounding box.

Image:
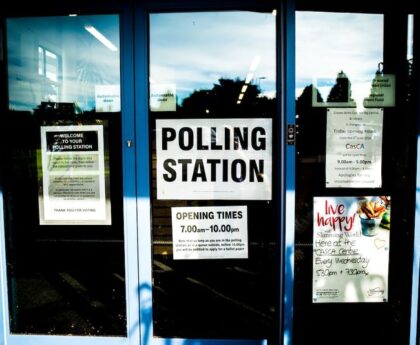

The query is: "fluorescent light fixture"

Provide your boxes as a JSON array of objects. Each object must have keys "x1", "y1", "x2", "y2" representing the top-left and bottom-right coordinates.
[
  {"x1": 272, "y1": 9, "x2": 277, "y2": 16},
  {"x1": 241, "y1": 84, "x2": 248, "y2": 93},
  {"x1": 237, "y1": 100, "x2": 241, "y2": 104},
  {"x1": 407, "y1": 14, "x2": 414, "y2": 60},
  {"x1": 249, "y1": 56, "x2": 261, "y2": 72},
  {"x1": 245, "y1": 72, "x2": 254, "y2": 84},
  {"x1": 238, "y1": 93, "x2": 244, "y2": 100},
  {"x1": 85, "y1": 25, "x2": 118, "y2": 52},
  {"x1": 45, "y1": 50, "x2": 57, "y2": 59},
  {"x1": 69, "y1": 14, "x2": 78, "y2": 17}
]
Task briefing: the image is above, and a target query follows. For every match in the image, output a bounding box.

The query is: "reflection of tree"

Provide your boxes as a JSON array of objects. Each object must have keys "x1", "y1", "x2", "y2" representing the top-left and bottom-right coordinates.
[
  {"x1": 327, "y1": 70, "x2": 354, "y2": 103},
  {"x1": 76, "y1": 60, "x2": 104, "y2": 111},
  {"x1": 297, "y1": 84, "x2": 323, "y2": 115},
  {"x1": 295, "y1": 84, "x2": 326, "y2": 240},
  {"x1": 296, "y1": 84, "x2": 326, "y2": 156},
  {"x1": 180, "y1": 78, "x2": 276, "y2": 117}
]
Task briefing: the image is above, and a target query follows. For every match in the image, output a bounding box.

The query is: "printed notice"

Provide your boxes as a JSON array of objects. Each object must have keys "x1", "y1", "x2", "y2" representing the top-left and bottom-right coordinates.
[
  {"x1": 150, "y1": 84, "x2": 176, "y2": 112},
  {"x1": 95, "y1": 85, "x2": 121, "y2": 112},
  {"x1": 326, "y1": 108, "x2": 383, "y2": 188},
  {"x1": 156, "y1": 118, "x2": 272, "y2": 200},
  {"x1": 171, "y1": 206, "x2": 248, "y2": 260},
  {"x1": 363, "y1": 74, "x2": 395, "y2": 108},
  {"x1": 313, "y1": 196, "x2": 391, "y2": 303},
  {"x1": 39, "y1": 125, "x2": 110, "y2": 225}
]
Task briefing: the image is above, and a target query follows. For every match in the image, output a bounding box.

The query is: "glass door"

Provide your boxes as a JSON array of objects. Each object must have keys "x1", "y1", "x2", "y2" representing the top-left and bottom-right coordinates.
[
  {"x1": 137, "y1": 6, "x2": 283, "y2": 344},
  {"x1": 0, "y1": 7, "x2": 140, "y2": 345},
  {"x1": 293, "y1": 8, "x2": 417, "y2": 345}
]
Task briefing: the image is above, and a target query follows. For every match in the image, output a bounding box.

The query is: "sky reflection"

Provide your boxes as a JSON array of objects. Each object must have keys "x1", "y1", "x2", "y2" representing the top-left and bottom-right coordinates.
[
  {"x1": 149, "y1": 11, "x2": 277, "y2": 103},
  {"x1": 296, "y1": 12, "x2": 384, "y2": 108}
]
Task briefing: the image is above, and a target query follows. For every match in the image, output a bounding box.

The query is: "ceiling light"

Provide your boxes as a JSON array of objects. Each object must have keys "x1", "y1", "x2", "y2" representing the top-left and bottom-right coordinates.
[
  {"x1": 85, "y1": 25, "x2": 118, "y2": 52},
  {"x1": 249, "y1": 56, "x2": 261, "y2": 72},
  {"x1": 245, "y1": 72, "x2": 254, "y2": 84}
]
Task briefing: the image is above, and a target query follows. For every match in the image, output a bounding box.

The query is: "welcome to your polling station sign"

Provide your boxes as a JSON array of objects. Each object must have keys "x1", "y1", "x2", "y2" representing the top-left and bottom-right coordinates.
[{"x1": 156, "y1": 118, "x2": 272, "y2": 200}]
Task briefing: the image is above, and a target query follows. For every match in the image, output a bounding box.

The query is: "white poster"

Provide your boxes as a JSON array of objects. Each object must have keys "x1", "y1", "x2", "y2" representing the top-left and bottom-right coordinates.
[
  {"x1": 150, "y1": 84, "x2": 176, "y2": 112},
  {"x1": 39, "y1": 125, "x2": 110, "y2": 225},
  {"x1": 156, "y1": 118, "x2": 272, "y2": 200},
  {"x1": 95, "y1": 85, "x2": 121, "y2": 112},
  {"x1": 171, "y1": 206, "x2": 248, "y2": 260},
  {"x1": 326, "y1": 108, "x2": 383, "y2": 188},
  {"x1": 363, "y1": 74, "x2": 396, "y2": 108},
  {"x1": 313, "y1": 196, "x2": 391, "y2": 303}
]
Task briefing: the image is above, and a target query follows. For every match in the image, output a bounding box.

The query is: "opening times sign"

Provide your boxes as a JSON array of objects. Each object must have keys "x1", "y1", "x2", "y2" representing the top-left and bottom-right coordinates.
[
  {"x1": 156, "y1": 118, "x2": 272, "y2": 200},
  {"x1": 313, "y1": 196, "x2": 390, "y2": 303},
  {"x1": 171, "y1": 206, "x2": 248, "y2": 260},
  {"x1": 39, "y1": 125, "x2": 110, "y2": 225}
]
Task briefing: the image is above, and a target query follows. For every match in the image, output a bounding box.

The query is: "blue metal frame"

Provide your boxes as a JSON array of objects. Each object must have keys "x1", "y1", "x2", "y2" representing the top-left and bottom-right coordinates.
[
  {"x1": 0, "y1": 6, "x2": 140, "y2": 345},
  {"x1": 0, "y1": 184, "x2": 8, "y2": 344},
  {"x1": 409, "y1": 14, "x2": 420, "y2": 345},
  {"x1": 281, "y1": 1, "x2": 295, "y2": 345},
  {"x1": 410, "y1": 136, "x2": 420, "y2": 345}
]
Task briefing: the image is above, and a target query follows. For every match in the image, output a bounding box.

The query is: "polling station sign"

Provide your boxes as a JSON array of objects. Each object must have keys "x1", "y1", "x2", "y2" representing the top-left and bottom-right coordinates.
[{"x1": 156, "y1": 118, "x2": 272, "y2": 200}]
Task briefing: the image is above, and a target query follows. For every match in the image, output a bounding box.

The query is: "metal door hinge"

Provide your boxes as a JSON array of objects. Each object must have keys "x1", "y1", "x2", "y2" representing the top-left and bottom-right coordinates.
[{"x1": 287, "y1": 124, "x2": 295, "y2": 145}]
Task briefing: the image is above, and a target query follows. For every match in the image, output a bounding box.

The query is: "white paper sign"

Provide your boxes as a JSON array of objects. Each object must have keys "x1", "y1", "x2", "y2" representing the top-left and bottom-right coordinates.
[
  {"x1": 150, "y1": 84, "x2": 176, "y2": 112},
  {"x1": 313, "y1": 196, "x2": 390, "y2": 303},
  {"x1": 171, "y1": 206, "x2": 248, "y2": 260},
  {"x1": 39, "y1": 125, "x2": 110, "y2": 225},
  {"x1": 326, "y1": 108, "x2": 383, "y2": 188},
  {"x1": 156, "y1": 118, "x2": 272, "y2": 200},
  {"x1": 95, "y1": 85, "x2": 121, "y2": 112},
  {"x1": 363, "y1": 74, "x2": 395, "y2": 107}
]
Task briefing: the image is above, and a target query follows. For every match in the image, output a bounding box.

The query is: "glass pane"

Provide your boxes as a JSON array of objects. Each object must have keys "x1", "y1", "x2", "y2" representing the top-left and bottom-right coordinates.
[
  {"x1": 7, "y1": 15, "x2": 120, "y2": 113},
  {"x1": 2, "y1": 15, "x2": 126, "y2": 336},
  {"x1": 149, "y1": 11, "x2": 278, "y2": 340},
  {"x1": 295, "y1": 11, "x2": 416, "y2": 345}
]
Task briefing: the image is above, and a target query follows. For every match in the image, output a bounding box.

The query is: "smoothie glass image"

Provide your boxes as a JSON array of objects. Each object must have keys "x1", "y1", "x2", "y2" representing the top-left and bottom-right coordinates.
[
  {"x1": 358, "y1": 197, "x2": 387, "y2": 236},
  {"x1": 359, "y1": 216, "x2": 381, "y2": 236}
]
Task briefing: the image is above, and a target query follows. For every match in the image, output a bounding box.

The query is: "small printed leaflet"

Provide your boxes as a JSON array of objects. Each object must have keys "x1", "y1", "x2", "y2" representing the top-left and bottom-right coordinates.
[{"x1": 326, "y1": 108, "x2": 383, "y2": 188}]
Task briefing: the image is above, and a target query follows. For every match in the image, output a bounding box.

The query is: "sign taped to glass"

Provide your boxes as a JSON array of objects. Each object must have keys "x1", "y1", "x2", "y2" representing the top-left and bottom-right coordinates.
[
  {"x1": 39, "y1": 125, "x2": 111, "y2": 225},
  {"x1": 156, "y1": 118, "x2": 272, "y2": 200}
]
